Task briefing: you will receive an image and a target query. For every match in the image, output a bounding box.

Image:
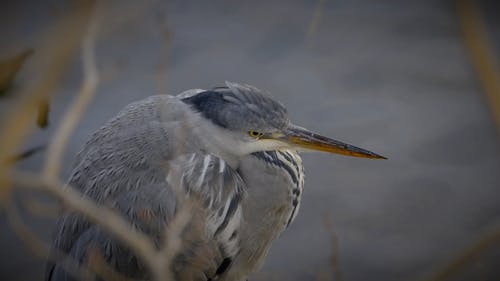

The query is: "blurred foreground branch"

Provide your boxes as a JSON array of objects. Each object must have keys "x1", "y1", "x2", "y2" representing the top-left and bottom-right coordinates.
[
  {"x1": 457, "y1": 0, "x2": 500, "y2": 130},
  {"x1": 3, "y1": 198, "x2": 94, "y2": 280},
  {"x1": 43, "y1": 1, "x2": 101, "y2": 179},
  {"x1": 0, "y1": 1, "x2": 182, "y2": 280},
  {"x1": 11, "y1": 171, "x2": 161, "y2": 278},
  {"x1": 0, "y1": 49, "x2": 34, "y2": 96},
  {"x1": 424, "y1": 227, "x2": 500, "y2": 281},
  {"x1": 0, "y1": 0, "x2": 95, "y2": 196},
  {"x1": 322, "y1": 215, "x2": 343, "y2": 281}
]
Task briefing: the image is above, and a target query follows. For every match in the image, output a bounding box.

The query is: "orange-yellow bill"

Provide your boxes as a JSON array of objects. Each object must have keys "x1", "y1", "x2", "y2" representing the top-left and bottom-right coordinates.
[{"x1": 280, "y1": 125, "x2": 387, "y2": 159}]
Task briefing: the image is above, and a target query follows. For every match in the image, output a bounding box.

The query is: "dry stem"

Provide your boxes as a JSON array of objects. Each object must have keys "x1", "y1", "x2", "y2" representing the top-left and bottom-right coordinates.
[
  {"x1": 1, "y1": 1, "x2": 176, "y2": 280},
  {"x1": 3, "y1": 198, "x2": 94, "y2": 281},
  {"x1": 43, "y1": 1, "x2": 101, "y2": 179},
  {"x1": 11, "y1": 171, "x2": 162, "y2": 278},
  {"x1": 0, "y1": 0, "x2": 95, "y2": 197}
]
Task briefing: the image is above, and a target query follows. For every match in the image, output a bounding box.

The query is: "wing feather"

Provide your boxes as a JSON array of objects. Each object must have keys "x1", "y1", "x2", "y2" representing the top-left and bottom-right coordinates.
[
  {"x1": 167, "y1": 153, "x2": 245, "y2": 259},
  {"x1": 47, "y1": 95, "x2": 246, "y2": 280},
  {"x1": 48, "y1": 152, "x2": 245, "y2": 281}
]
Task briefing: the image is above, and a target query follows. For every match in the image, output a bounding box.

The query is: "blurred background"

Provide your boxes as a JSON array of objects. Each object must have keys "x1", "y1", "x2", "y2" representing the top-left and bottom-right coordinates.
[{"x1": 1, "y1": 0, "x2": 500, "y2": 280}]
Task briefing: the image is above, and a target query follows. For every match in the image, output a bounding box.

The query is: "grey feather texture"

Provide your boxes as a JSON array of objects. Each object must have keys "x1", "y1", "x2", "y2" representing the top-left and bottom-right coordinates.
[
  {"x1": 47, "y1": 82, "x2": 304, "y2": 281},
  {"x1": 181, "y1": 81, "x2": 289, "y2": 132}
]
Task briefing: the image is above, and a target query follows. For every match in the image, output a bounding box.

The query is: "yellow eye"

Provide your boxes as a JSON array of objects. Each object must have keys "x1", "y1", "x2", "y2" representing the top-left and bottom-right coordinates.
[{"x1": 248, "y1": 131, "x2": 263, "y2": 138}]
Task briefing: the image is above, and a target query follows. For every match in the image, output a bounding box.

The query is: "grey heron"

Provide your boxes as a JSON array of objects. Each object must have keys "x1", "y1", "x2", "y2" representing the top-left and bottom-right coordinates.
[{"x1": 46, "y1": 82, "x2": 385, "y2": 281}]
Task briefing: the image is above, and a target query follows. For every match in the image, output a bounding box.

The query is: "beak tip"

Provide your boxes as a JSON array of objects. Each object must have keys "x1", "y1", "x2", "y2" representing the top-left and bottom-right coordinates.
[{"x1": 369, "y1": 152, "x2": 387, "y2": 160}]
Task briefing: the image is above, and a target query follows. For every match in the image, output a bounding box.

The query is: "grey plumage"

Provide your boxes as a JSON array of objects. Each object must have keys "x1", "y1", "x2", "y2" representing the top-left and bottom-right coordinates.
[
  {"x1": 47, "y1": 82, "x2": 384, "y2": 281},
  {"x1": 181, "y1": 84, "x2": 288, "y2": 131}
]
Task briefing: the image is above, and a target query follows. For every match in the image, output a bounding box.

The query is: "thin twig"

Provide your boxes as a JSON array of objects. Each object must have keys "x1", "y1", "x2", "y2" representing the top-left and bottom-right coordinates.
[
  {"x1": 323, "y1": 214, "x2": 344, "y2": 281},
  {"x1": 423, "y1": 227, "x2": 500, "y2": 281},
  {"x1": 0, "y1": 0, "x2": 95, "y2": 195},
  {"x1": 3, "y1": 198, "x2": 50, "y2": 255},
  {"x1": 306, "y1": 0, "x2": 326, "y2": 38},
  {"x1": 10, "y1": 170, "x2": 161, "y2": 278},
  {"x1": 155, "y1": 10, "x2": 172, "y2": 95},
  {"x1": 157, "y1": 200, "x2": 193, "y2": 280},
  {"x1": 3, "y1": 198, "x2": 94, "y2": 281},
  {"x1": 2, "y1": 145, "x2": 46, "y2": 165},
  {"x1": 44, "y1": 1, "x2": 101, "y2": 179},
  {"x1": 457, "y1": 0, "x2": 500, "y2": 130},
  {"x1": 87, "y1": 246, "x2": 136, "y2": 281},
  {"x1": 21, "y1": 194, "x2": 60, "y2": 218},
  {"x1": 2, "y1": 2, "x2": 177, "y2": 280}
]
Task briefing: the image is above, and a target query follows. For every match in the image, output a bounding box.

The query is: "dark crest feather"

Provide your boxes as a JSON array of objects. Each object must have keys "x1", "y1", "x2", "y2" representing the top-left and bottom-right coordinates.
[{"x1": 181, "y1": 82, "x2": 288, "y2": 131}]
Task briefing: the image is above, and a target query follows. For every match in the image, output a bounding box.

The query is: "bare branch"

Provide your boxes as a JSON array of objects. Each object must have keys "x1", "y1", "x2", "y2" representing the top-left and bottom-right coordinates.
[
  {"x1": 3, "y1": 198, "x2": 94, "y2": 281},
  {"x1": 423, "y1": 227, "x2": 500, "y2": 281},
  {"x1": 3, "y1": 198, "x2": 50, "y2": 256},
  {"x1": 0, "y1": 0, "x2": 95, "y2": 195},
  {"x1": 87, "y1": 246, "x2": 136, "y2": 281},
  {"x1": 44, "y1": 1, "x2": 101, "y2": 179},
  {"x1": 457, "y1": 0, "x2": 500, "y2": 130},
  {"x1": 306, "y1": 0, "x2": 326, "y2": 39},
  {"x1": 10, "y1": 170, "x2": 161, "y2": 278},
  {"x1": 323, "y1": 214, "x2": 343, "y2": 281},
  {"x1": 21, "y1": 195, "x2": 59, "y2": 218},
  {"x1": 1, "y1": 2, "x2": 178, "y2": 280},
  {"x1": 2, "y1": 145, "x2": 45, "y2": 165},
  {"x1": 156, "y1": 200, "x2": 193, "y2": 280}
]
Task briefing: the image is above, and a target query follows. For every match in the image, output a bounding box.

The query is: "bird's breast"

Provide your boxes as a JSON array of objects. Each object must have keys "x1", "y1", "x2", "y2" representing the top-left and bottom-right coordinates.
[{"x1": 228, "y1": 150, "x2": 304, "y2": 277}]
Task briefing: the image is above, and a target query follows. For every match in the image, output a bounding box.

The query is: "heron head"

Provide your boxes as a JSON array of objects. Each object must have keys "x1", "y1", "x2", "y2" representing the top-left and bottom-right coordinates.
[{"x1": 181, "y1": 82, "x2": 386, "y2": 159}]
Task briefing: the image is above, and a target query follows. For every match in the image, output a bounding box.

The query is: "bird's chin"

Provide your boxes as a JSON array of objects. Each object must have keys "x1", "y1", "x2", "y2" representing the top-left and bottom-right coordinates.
[{"x1": 244, "y1": 139, "x2": 290, "y2": 154}]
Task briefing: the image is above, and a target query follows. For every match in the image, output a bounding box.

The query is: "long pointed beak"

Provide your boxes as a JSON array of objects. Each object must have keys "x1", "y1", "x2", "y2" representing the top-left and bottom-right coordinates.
[{"x1": 278, "y1": 125, "x2": 387, "y2": 159}]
